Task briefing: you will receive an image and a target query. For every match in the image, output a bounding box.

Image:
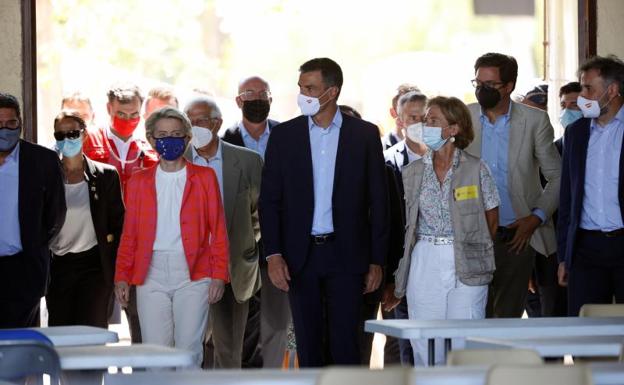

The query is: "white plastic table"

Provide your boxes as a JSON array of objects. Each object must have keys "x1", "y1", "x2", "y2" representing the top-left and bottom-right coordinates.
[
  {"x1": 466, "y1": 335, "x2": 624, "y2": 358},
  {"x1": 105, "y1": 369, "x2": 320, "y2": 385},
  {"x1": 33, "y1": 326, "x2": 118, "y2": 346},
  {"x1": 365, "y1": 317, "x2": 624, "y2": 366},
  {"x1": 58, "y1": 344, "x2": 195, "y2": 385},
  {"x1": 409, "y1": 362, "x2": 624, "y2": 385},
  {"x1": 103, "y1": 364, "x2": 624, "y2": 385}
]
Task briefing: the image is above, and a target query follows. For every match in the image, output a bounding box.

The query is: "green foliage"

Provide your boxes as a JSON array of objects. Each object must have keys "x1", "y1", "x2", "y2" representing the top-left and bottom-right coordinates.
[{"x1": 40, "y1": 0, "x2": 515, "y2": 95}]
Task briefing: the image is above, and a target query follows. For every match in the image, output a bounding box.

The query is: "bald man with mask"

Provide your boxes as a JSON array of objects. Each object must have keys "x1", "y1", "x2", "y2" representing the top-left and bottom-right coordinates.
[{"x1": 221, "y1": 76, "x2": 290, "y2": 368}]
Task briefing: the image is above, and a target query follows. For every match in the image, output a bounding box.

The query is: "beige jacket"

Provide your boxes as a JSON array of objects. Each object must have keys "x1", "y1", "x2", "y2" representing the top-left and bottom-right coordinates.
[
  {"x1": 185, "y1": 140, "x2": 263, "y2": 302},
  {"x1": 466, "y1": 101, "x2": 561, "y2": 255}
]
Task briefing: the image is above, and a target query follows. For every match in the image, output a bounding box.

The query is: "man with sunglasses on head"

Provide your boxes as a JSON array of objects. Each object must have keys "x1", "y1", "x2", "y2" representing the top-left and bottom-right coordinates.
[
  {"x1": 82, "y1": 82, "x2": 158, "y2": 343},
  {"x1": 465, "y1": 53, "x2": 561, "y2": 319},
  {"x1": 0, "y1": 93, "x2": 66, "y2": 328},
  {"x1": 221, "y1": 76, "x2": 290, "y2": 368}
]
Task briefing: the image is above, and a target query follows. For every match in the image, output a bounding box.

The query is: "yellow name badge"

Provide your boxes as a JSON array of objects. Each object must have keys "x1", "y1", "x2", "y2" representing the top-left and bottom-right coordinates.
[{"x1": 454, "y1": 185, "x2": 479, "y2": 201}]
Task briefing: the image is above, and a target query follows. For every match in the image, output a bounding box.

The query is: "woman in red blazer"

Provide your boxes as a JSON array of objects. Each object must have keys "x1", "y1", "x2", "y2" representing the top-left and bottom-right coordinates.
[{"x1": 114, "y1": 107, "x2": 229, "y2": 367}]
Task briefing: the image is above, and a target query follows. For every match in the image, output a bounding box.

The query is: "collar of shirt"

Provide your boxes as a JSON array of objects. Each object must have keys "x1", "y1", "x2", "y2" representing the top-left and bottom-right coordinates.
[
  {"x1": 107, "y1": 125, "x2": 134, "y2": 157},
  {"x1": 192, "y1": 139, "x2": 222, "y2": 164},
  {"x1": 479, "y1": 101, "x2": 512, "y2": 128},
  {"x1": 422, "y1": 147, "x2": 460, "y2": 168},
  {"x1": 239, "y1": 120, "x2": 270, "y2": 141},
  {"x1": 308, "y1": 109, "x2": 343, "y2": 132},
  {"x1": 404, "y1": 141, "x2": 422, "y2": 163},
  {"x1": 1, "y1": 141, "x2": 20, "y2": 167},
  {"x1": 591, "y1": 104, "x2": 624, "y2": 133}
]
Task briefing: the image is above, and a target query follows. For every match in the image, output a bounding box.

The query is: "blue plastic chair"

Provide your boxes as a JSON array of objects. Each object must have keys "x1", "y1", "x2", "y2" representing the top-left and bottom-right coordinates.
[
  {"x1": 0, "y1": 330, "x2": 60, "y2": 384},
  {"x1": 0, "y1": 330, "x2": 53, "y2": 346}
]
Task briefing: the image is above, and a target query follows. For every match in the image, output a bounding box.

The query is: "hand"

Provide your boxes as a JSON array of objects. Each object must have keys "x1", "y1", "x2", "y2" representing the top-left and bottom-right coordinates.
[
  {"x1": 381, "y1": 283, "x2": 401, "y2": 312},
  {"x1": 268, "y1": 254, "x2": 291, "y2": 292},
  {"x1": 364, "y1": 264, "x2": 383, "y2": 294},
  {"x1": 208, "y1": 279, "x2": 225, "y2": 304},
  {"x1": 528, "y1": 276, "x2": 537, "y2": 294},
  {"x1": 507, "y1": 215, "x2": 541, "y2": 254},
  {"x1": 557, "y1": 262, "x2": 568, "y2": 287},
  {"x1": 114, "y1": 281, "x2": 130, "y2": 307}
]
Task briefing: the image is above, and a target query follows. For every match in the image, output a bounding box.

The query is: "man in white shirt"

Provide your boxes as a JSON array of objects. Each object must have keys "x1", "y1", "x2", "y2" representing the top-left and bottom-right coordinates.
[{"x1": 383, "y1": 90, "x2": 428, "y2": 365}]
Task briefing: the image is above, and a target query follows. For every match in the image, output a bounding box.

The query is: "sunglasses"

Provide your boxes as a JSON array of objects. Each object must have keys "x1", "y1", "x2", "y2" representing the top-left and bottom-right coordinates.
[{"x1": 54, "y1": 129, "x2": 83, "y2": 141}]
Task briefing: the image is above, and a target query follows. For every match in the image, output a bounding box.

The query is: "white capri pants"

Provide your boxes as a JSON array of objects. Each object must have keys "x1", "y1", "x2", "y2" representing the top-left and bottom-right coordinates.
[
  {"x1": 406, "y1": 240, "x2": 488, "y2": 366},
  {"x1": 137, "y1": 250, "x2": 211, "y2": 368}
]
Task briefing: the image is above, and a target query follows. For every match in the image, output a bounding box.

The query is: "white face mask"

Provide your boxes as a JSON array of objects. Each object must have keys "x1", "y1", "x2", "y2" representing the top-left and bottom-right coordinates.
[
  {"x1": 405, "y1": 122, "x2": 423, "y2": 143},
  {"x1": 577, "y1": 89, "x2": 612, "y2": 119},
  {"x1": 297, "y1": 88, "x2": 331, "y2": 116},
  {"x1": 191, "y1": 125, "x2": 213, "y2": 149}
]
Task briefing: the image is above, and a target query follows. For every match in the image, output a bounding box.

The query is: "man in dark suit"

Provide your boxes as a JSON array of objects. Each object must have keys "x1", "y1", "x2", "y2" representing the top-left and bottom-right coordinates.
[
  {"x1": 0, "y1": 92, "x2": 66, "y2": 328},
  {"x1": 221, "y1": 76, "x2": 290, "y2": 369},
  {"x1": 558, "y1": 55, "x2": 624, "y2": 316},
  {"x1": 259, "y1": 58, "x2": 388, "y2": 367}
]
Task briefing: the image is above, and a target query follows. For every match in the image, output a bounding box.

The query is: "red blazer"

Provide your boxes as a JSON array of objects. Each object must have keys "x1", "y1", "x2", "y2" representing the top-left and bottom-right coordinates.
[
  {"x1": 83, "y1": 127, "x2": 159, "y2": 195},
  {"x1": 114, "y1": 161, "x2": 230, "y2": 285}
]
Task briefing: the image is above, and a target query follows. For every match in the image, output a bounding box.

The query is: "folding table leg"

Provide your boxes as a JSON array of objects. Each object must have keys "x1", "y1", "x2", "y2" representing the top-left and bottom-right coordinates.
[
  {"x1": 443, "y1": 338, "x2": 452, "y2": 363},
  {"x1": 428, "y1": 339, "x2": 435, "y2": 366}
]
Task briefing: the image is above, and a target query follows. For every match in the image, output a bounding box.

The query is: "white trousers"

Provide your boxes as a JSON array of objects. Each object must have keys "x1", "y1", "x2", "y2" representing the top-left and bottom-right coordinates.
[
  {"x1": 136, "y1": 250, "x2": 211, "y2": 368},
  {"x1": 405, "y1": 240, "x2": 488, "y2": 366}
]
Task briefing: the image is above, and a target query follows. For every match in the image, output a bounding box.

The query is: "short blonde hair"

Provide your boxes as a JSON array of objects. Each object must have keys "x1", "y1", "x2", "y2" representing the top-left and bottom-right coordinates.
[{"x1": 145, "y1": 106, "x2": 192, "y2": 138}]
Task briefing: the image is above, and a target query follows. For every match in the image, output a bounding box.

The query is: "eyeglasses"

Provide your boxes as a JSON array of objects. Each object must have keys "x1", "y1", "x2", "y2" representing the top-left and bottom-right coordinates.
[
  {"x1": 471, "y1": 79, "x2": 506, "y2": 89},
  {"x1": 190, "y1": 117, "x2": 220, "y2": 127},
  {"x1": 151, "y1": 131, "x2": 187, "y2": 139},
  {"x1": 238, "y1": 90, "x2": 271, "y2": 101},
  {"x1": 54, "y1": 129, "x2": 84, "y2": 141},
  {"x1": 0, "y1": 119, "x2": 20, "y2": 129}
]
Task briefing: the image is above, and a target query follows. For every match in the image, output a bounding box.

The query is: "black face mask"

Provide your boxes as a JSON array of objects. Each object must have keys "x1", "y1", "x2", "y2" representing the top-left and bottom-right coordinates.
[
  {"x1": 476, "y1": 85, "x2": 502, "y2": 110},
  {"x1": 242, "y1": 99, "x2": 271, "y2": 123}
]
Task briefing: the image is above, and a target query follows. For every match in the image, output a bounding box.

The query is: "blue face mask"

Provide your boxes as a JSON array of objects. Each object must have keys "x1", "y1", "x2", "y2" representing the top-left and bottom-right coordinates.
[
  {"x1": 422, "y1": 125, "x2": 448, "y2": 151},
  {"x1": 559, "y1": 108, "x2": 583, "y2": 129},
  {"x1": 57, "y1": 137, "x2": 83, "y2": 158},
  {"x1": 0, "y1": 126, "x2": 20, "y2": 152},
  {"x1": 155, "y1": 137, "x2": 186, "y2": 161}
]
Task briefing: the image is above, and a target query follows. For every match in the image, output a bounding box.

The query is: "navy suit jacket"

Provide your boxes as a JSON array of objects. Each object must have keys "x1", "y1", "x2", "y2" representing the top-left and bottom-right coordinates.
[
  {"x1": 557, "y1": 117, "x2": 624, "y2": 267},
  {"x1": 258, "y1": 113, "x2": 389, "y2": 276}
]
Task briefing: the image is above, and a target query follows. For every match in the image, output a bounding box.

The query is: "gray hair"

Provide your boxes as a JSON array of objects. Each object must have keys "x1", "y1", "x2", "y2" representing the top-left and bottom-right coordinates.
[
  {"x1": 396, "y1": 91, "x2": 427, "y2": 115},
  {"x1": 184, "y1": 96, "x2": 222, "y2": 119},
  {"x1": 145, "y1": 106, "x2": 192, "y2": 138},
  {"x1": 578, "y1": 54, "x2": 624, "y2": 96}
]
